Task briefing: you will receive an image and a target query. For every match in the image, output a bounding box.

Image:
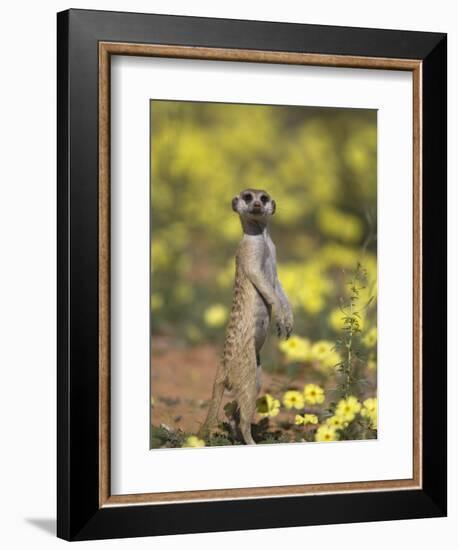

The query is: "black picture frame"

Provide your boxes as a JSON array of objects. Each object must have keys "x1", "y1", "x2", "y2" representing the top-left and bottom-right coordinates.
[{"x1": 57, "y1": 8, "x2": 447, "y2": 541}]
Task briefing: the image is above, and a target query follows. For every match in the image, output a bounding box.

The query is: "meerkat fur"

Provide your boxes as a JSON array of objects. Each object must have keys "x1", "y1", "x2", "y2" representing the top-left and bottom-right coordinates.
[{"x1": 199, "y1": 188, "x2": 293, "y2": 445}]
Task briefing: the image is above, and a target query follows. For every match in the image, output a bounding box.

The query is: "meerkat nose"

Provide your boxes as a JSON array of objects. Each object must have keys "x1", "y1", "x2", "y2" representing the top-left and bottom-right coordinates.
[{"x1": 253, "y1": 201, "x2": 261, "y2": 208}]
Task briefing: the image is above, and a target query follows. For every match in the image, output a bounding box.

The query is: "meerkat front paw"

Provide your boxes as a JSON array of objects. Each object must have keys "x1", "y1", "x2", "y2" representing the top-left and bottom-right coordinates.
[
  {"x1": 275, "y1": 308, "x2": 292, "y2": 340},
  {"x1": 284, "y1": 308, "x2": 294, "y2": 339}
]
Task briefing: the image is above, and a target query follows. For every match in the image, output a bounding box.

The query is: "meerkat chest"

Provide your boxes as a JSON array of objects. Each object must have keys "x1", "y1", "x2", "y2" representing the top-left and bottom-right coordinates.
[
  {"x1": 262, "y1": 234, "x2": 277, "y2": 285},
  {"x1": 255, "y1": 234, "x2": 276, "y2": 311},
  {"x1": 253, "y1": 247, "x2": 273, "y2": 349}
]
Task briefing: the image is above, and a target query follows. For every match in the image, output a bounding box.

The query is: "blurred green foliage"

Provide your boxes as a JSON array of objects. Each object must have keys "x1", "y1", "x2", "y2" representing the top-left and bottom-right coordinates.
[{"x1": 150, "y1": 100, "x2": 377, "y2": 364}]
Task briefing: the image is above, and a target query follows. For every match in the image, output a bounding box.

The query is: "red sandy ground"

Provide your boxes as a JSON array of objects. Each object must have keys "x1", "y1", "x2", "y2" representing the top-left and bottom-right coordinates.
[{"x1": 150, "y1": 336, "x2": 306, "y2": 434}]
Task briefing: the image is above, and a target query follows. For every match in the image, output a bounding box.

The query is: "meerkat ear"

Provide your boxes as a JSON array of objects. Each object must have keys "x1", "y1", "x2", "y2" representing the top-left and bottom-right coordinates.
[
  {"x1": 232, "y1": 196, "x2": 239, "y2": 212},
  {"x1": 271, "y1": 199, "x2": 276, "y2": 215}
]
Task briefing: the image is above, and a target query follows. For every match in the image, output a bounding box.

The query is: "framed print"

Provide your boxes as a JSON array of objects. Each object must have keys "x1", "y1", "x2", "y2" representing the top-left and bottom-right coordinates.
[{"x1": 57, "y1": 9, "x2": 447, "y2": 541}]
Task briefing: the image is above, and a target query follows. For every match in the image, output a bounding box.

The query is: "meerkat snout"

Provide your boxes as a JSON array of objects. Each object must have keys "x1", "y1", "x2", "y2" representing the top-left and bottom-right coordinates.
[{"x1": 232, "y1": 188, "x2": 276, "y2": 218}]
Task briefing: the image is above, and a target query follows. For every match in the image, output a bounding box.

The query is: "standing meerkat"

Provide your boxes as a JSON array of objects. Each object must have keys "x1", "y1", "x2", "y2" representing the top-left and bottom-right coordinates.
[{"x1": 199, "y1": 188, "x2": 293, "y2": 445}]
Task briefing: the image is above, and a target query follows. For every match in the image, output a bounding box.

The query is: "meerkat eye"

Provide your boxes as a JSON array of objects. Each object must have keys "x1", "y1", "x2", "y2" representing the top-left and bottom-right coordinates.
[
  {"x1": 243, "y1": 193, "x2": 253, "y2": 203},
  {"x1": 260, "y1": 194, "x2": 269, "y2": 204}
]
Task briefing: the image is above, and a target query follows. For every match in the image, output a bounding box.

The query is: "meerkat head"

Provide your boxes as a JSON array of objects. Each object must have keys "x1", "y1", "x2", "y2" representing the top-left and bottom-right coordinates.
[{"x1": 232, "y1": 188, "x2": 276, "y2": 220}]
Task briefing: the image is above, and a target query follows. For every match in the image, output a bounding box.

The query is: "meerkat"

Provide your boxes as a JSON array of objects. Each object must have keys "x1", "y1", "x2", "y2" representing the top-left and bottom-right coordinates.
[{"x1": 199, "y1": 188, "x2": 293, "y2": 445}]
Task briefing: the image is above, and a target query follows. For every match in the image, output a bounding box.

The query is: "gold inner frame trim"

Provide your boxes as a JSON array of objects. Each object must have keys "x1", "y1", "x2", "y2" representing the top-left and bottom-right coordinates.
[{"x1": 98, "y1": 41, "x2": 422, "y2": 507}]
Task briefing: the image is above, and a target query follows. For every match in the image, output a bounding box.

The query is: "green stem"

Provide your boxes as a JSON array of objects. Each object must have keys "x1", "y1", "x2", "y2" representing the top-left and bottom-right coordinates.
[{"x1": 345, "y1": 296, "x2": 354, "y2": 398}]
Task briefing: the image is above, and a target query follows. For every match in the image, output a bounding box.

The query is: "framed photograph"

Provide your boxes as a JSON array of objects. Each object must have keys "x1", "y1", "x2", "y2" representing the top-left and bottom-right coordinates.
[{"x1": 57, "y1": 9, "x2": 447, "y2": 541}]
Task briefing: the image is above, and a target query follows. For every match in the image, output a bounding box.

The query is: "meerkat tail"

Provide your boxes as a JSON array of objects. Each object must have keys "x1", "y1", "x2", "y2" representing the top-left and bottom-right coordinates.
[{"x1": 198, "y1": 365, "x2": 226, "y2": 438}]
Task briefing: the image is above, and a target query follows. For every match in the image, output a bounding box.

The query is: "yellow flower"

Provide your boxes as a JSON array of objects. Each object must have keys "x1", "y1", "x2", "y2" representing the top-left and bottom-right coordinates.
[
  {"x1": 362, "y1": 397, "x2": 377, "y2": 415},
  {"x1": 295, "y1": 414, "x2": 318, "y2": 425},
  {"x1": 367, "y1": 354, "x2": 377, "y2": 370},
  {"x1": 151, "y1": 293, "x2": 164, "y2": 311},
  {"x1": 294, "y1": 414, "x2": 304, "y2": 425},
  {"x1": 311, "y1": 340, "x2": 333, "y2": 361},
  {"x1": 325, "y1": 415, "x2": 348, "y2": 429},
  {"x1": 328, "y1": 308, "x2": 346, "y2": 331},
  {"x1": 203, "y1": 304, "x2": 228, "y2": 328},
  {"x1": 183, "y1": 435, "x2": 206, "y2": 448},
  {"x1": 317, "y1": 205, "x2": 363, "y2": 244},
  {"x1": 335, "y1": 396, "x2": 362, "y2": 422},
  {"x1": 362, "y1": 327, "x2": 377, "y2": 348},
  {"x1": 217, "y1": 262, "x2": 235, "y2": 289},
  {"x1": 298, "y1": 289, "x2": 325, "y2": 314},
  {"x1": 310, "y1": 340, "x2": 341, "y2": 370},
  {"x1": 361, "y1": 397, "x2": 377, "y2": 416},
  {"x1": 323, "y1": 350, "x2": 341, "y2": 370},
  {"x1": 174, "y1": 283, "x2": 194, "y2": 304},
  {"x1": 303, "y1": 414, "x2": 318, "y2": 424},
  {"x1": 315, "y1": 424, "x2": 339, "y2": 442},
  {"x1": 361, "y1": 397, "x2": 378, "y2": 429},
  {"x1": 185, "y1": 324, "x2": 203, "y2": 343},
  {"x1": 151, "y1": 240, "x2": 171, "y2": 270},
  {"x1": 277, "y1": 262, "x2": 332, "y2": 317},
  {"x1": 256, "y1": 394, "x2": 281, "y2": 418},
  {"x1": 303, "y1": 384, "x2": 325, "y2": 405},
  {"x1": 320, "y1": 243, "x2": 359, "y2": 269},
  {"x1": 283, "y1": 390, "x2": 305, "y2": 410},
  {"x1": 279, "y1": 335, "x2": 311, "y2": 362}
]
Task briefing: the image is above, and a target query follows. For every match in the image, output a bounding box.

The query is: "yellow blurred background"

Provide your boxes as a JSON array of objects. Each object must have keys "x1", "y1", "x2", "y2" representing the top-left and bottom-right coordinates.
[{"x1": 150, "y1": 100, "x2": 377, "y2": 446}]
